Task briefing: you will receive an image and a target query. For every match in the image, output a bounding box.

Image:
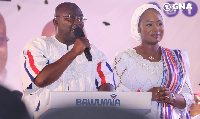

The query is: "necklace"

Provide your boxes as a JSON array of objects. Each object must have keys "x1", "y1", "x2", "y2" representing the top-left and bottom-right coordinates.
[{"x1": 148, "y1": 46, "x2": 160, "y2": 60}]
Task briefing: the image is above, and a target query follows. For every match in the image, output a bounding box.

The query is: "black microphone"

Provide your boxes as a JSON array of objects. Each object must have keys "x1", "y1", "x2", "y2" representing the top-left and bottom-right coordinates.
[{"x1": 74, "y1": 27, "x2": 92, "y2": 61}]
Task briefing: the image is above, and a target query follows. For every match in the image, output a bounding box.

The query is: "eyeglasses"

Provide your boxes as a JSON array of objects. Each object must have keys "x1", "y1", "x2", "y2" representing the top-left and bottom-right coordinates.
[
  {"x1": 55, "y1": 14, "x2": 87, "y2": 23},
  {"x1": 0, "y1": 35, "x2": 9, "y2": 48}
]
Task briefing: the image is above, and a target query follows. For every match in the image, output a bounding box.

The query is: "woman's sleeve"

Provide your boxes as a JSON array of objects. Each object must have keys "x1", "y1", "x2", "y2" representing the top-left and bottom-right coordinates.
[
  {"x1": 179, "y1": 50, "x2": 194, "y2": 108},
  {"x1": 112, "y1": 52, "x2": 131, "y2": 92}
]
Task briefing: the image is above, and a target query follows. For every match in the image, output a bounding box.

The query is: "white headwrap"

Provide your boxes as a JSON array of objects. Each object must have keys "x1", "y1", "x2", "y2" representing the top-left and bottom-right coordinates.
[{"x1": 131, "y1": 4, "x2": 165, "y2": 43}]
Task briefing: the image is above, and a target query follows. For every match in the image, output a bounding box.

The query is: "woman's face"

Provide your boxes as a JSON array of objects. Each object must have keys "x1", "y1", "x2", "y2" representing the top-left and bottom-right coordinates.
[
  {"x1": 138, "y1": 9, "x2": 164, "y2": 45},
  {"x1": 190, "y1": 94, "x2": 200, "y2": 113}
]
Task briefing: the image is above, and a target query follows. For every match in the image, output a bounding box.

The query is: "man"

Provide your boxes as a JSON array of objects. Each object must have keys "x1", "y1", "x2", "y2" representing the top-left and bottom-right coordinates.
[
  {"x1": 21, "y1": 2, "x2": 115, "y2": 117},
  {"x1": 0, "y1": 13, "x2": 8, "y2": 85}
]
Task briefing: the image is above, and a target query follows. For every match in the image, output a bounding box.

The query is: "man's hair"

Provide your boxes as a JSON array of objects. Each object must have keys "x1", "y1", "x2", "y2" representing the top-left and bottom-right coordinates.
[{"x1": 54, "y1": 2, "x2": 79, "y2": 17}]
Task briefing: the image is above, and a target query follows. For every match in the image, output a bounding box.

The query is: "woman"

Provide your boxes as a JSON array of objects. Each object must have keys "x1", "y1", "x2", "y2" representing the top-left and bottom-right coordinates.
[
  {"x1": 189, "y1": 92, "x2": 200, "y2": 119},
  {"x1": 113, "y1": 4, "x2": 194, "y2": 119}
]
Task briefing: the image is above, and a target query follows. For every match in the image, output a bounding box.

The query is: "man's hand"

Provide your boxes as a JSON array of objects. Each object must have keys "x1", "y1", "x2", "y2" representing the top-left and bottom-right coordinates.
[
  {"x1": 98, "y1": 83, "x2": 114, "y2": 91},
  {"x1": 71, "y1": 37, "x2": 90, "y2": 56}
]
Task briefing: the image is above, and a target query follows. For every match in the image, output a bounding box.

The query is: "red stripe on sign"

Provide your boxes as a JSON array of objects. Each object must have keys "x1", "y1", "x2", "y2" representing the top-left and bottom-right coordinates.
[
  {"x1": 27, "y1": 50, "x2": 40, "y2": 75},
  {"x1": 97, "y1": 62, "x2": 106, "y2": 84}
]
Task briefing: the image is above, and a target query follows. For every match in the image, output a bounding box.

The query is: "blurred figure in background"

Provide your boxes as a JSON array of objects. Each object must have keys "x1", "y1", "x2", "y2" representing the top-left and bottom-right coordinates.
[
  {"x1": 189, "y1": 92, "x2": 200, "y2": 119},
  {"x1": 0, "y1": 13, "x2": 23, "y2": 99},
  {"x1": 41, "y1": 20, "x2": 55, "y2": 37},
  {"x1": 0, "y1": 13, "x2": 8, "y2": 85},
  {"x1": 0, "y1": 85, "x2": 30, "y2": 119}
]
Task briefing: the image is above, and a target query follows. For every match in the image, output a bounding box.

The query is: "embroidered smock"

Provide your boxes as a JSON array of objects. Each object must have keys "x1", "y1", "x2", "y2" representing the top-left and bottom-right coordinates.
[{"x1": 20, "y1": 36, "x2": 115, "y2": 117}]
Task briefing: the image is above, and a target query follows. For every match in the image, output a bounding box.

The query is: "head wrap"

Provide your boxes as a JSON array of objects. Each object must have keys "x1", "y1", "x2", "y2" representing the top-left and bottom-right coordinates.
[{"x1": 131, "y1": 4, "x2": 165, "y2": 43}]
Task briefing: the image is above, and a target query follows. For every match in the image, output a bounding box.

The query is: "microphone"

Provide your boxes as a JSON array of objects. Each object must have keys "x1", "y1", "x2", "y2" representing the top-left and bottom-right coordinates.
[{"x1": 74, "y1": 27, "x2": 92, "y2": 61}]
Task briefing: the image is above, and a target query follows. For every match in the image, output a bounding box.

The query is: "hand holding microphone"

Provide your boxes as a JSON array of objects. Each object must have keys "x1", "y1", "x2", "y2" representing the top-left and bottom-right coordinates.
[{"x1": 73, "y1": 26, "x2": 92, "y2": 61}]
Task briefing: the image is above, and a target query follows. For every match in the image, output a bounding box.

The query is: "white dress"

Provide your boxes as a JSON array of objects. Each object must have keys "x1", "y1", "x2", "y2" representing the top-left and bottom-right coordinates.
[{"x1": 113, "y1": 48, "x2": 193, "y2": 119}]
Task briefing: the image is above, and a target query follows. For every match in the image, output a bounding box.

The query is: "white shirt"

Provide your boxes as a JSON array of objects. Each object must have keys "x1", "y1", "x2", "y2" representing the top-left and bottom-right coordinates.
[{"x1": 20, "y1": 36, "x2": 115, "y2": 117}]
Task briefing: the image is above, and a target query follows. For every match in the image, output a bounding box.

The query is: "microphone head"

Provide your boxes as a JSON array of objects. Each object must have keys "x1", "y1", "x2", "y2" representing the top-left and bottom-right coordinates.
[{"x1": 74, "y1": 27, "x2": 85, "y2": 39}]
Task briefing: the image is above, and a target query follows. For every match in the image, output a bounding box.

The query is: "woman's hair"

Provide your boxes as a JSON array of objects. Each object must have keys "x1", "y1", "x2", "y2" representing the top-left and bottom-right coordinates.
[{"x1": 131, "y1": 4, "x2": 165, "y2": 43}]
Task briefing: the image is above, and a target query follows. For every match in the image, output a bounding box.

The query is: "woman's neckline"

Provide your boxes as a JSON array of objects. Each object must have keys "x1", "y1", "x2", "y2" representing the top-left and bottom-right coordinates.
[{"x1": 130, "y1": 48, "x2": 162, "y2": 63}]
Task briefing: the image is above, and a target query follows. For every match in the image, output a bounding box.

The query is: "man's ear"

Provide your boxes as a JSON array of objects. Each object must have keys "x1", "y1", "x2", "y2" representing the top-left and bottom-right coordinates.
[{"x1": 53, "y1": 18, "x2": 58, "y2": 25}]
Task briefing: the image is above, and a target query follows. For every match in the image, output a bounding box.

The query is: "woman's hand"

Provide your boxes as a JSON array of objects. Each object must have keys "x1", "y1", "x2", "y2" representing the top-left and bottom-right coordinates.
[
  {"x1": 149, "y1": 87, "x2": 186, "y2": 109},
  {"x1": 149, "y1": 87, "x2": 174, "y2": 104}
]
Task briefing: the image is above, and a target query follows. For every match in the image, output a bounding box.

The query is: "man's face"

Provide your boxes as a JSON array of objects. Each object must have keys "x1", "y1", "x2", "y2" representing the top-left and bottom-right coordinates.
[
  {"x1": 54, "y1": 3, "x2": 84, "y2": 42},
  {"x1": 0, "y1": 14, "x2": 7, "y2": 74}
]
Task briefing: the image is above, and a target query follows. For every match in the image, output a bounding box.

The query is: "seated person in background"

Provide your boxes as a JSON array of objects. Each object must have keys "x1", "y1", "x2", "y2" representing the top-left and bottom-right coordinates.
[
  {"x1": 189, "y1": 92, "x2": 200, "y2": 119},
  {"x1": 20, "y1": 2, "x2": 115, "y2": 117},
  {"x1": 113, "y1": 4, "x2": 193, "y2": 119},
  {"x1": 0, "y1": 85, "x2": 30, "y2": 119},
  {"x1": 41, "y1": 20, "x2": 55, "y2": 37}
]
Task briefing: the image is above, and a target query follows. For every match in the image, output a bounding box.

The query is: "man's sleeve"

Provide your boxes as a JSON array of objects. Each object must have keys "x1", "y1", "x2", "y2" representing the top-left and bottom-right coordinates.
[
  {"x1": 92, "y1": 45, "x2": 116, "y2": 90},
  {"x1": 20, "y1": 38, "x2": 49, "y2": 90}
]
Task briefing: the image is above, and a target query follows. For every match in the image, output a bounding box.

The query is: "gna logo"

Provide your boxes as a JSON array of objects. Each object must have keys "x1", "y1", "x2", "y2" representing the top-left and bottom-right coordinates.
[
  {"x1": 149, "y1": 1, "x2": 198, "y2": 17},
  {"x1": 163, "y1": 2, "x2": 192, "y2": 12},
  {"x1": 76, "y1": 94, "x2": 120, "y2": 106},
  {"x1": 162, "y1": 1, "x2": 198, "y2": 17}
]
